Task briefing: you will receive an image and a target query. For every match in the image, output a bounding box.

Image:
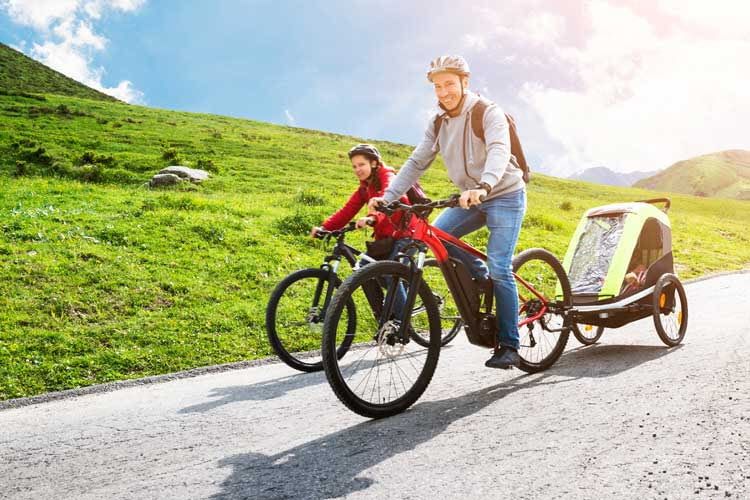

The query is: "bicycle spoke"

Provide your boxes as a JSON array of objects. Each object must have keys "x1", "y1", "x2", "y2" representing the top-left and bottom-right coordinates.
[
  {"x1": 322, "y1": 258, "x2": 441, "y2": 417},
  {"x1": 344, "y1": 345, "x2": 377, "y2": 383}
]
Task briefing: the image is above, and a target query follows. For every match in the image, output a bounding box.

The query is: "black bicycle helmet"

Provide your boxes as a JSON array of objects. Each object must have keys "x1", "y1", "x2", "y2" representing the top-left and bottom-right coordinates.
[{"x1": 347, "y1": 144, "x2": 381, "y2": 162}]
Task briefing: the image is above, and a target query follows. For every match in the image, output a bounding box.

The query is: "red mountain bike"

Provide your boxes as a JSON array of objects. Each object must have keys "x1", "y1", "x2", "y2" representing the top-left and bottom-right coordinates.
[{"x1": 321, "y1": 194, "x2": 573, "y2": 418}]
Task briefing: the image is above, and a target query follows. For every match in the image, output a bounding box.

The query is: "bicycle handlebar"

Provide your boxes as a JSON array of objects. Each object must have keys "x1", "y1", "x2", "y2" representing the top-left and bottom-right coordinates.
[
  {"x1": 376, "y1": 193, "x2": 485, "y2": 217},
  {"x1": 313, "y1": 221, "x2": 357, "y2": 240}
]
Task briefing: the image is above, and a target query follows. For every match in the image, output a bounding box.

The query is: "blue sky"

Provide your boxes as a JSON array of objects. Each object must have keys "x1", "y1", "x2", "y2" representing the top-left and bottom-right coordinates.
[{"x1": 2, "y1": 0, "x2": 750, "y2": 176}]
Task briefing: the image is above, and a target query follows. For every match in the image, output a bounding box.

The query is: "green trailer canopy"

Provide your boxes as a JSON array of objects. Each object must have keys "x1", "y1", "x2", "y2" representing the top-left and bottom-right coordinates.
[{"x1": 557, "y1": 202, "x2": 672, "y2": 301}]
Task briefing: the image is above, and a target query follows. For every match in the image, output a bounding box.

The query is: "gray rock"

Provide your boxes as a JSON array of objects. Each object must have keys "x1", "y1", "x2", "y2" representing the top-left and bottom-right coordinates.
[
  {"x1": 158, "y1": 166, "x2": 209, "y2": 183},
  {"x1": 149, "y1": 173, "x2": 182, "y2": 187}
]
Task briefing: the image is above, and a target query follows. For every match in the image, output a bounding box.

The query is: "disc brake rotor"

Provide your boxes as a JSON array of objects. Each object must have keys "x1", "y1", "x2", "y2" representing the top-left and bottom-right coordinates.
[{"x1": 377, "y1": 320, "x2": 406, "y2": 357}]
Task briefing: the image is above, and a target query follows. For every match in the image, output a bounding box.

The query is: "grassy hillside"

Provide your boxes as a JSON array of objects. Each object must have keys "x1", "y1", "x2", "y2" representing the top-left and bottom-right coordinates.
[
  {"x1": 635, "y1": 150, "x2": 750, "y2": 200},
  {"x1": 1, "y1": 91, "x2": 749, "y2": 400},
  {"x1": 0, "y1": 42, "x2": 116, "y2": 102}
]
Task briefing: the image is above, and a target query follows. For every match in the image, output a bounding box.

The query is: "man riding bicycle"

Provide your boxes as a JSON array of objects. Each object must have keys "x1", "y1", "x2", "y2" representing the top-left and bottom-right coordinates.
[{"x1": 370, "y1": 55, "x2": 527, "y2": 369}]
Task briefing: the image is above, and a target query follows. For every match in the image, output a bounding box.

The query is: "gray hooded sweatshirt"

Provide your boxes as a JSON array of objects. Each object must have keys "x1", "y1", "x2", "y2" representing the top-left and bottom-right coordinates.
[{"x1": 384, "y1": 91, "x2": 525, "y2": 202}]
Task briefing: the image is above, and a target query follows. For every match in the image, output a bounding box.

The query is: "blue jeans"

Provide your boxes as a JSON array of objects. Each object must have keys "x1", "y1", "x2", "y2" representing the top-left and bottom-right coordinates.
[{"x1": 433, "y1": 188, "x2": 526, "y2": 350}]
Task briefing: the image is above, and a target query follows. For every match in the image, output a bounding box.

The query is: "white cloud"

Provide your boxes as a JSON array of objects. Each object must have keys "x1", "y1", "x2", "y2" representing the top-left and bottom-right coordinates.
[
  {"x1": 1, "y1": 0, "x2": 146, "y2": 103},
  {"x1": 518, "y1": 1, "x2": 750, "y2": 175},
  {"x1": 657, "y1": 0, "x2": 750, "y2": 38},
  {"x1": 284, "y1": 109, "x2": 296, "y2": 126},
  {"x1": 1, "y1": 0, "x2": 79, "y2": 31},
  {"x1": 106, "y1": 80, "x2": 143, "y2": 103},
  {"x1": 463, "y1": 34, "x2": 487, "y2": 51},
  {"x1": 522, "y1": 12, "x2": 565, "y2": 45}
]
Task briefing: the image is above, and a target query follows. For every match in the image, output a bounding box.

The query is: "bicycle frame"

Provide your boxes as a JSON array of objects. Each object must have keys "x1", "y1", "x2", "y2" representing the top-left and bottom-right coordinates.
[
  {"x1": 388, "y1": 213, "x2": 554, "y2": 344},
  {"x1": 314, "y1": 228, "x2": 383, "y2": 324}
]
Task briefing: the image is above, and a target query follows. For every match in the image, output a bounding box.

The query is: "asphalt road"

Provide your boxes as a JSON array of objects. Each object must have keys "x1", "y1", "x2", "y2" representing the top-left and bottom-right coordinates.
[{"x1": 1, "y1": 272, "x2": 749, "y2": 499}]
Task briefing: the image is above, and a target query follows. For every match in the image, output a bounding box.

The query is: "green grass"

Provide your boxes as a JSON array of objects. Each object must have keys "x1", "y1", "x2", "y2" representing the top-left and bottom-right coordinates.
[
  {"x1": 636, "y1": 150, "x2": 750, "y2": 200},
  {"x1": 1, "y1": 90, "x2": 749, "y2": 400},
  {"x1": 0, "y1": 43, "x2": 115, "y2": 102}
]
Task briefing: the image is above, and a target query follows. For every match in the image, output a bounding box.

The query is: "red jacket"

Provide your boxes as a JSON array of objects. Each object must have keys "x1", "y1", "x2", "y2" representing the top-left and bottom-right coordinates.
[{"x1": 321, "y1": 166, "x2": 414, "y2": 240}]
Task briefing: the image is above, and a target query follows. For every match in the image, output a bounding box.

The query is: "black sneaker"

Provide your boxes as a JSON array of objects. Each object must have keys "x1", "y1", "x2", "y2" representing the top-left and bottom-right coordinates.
[{"x1": 485, "y1": 347, "x2": 520, "y2": 369}]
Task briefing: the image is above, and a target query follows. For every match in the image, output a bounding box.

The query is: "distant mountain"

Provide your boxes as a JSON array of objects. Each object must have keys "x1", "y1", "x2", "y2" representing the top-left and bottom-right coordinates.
[
  {"x1": 635, "y1": 150, "x2": 750, "y2": 200},
  {"x1": 0, "y1": 42, "x2": 116, "y2": 102},
  {"x1": 568, "y1": 166, "x2": 660, "y2": 187}
]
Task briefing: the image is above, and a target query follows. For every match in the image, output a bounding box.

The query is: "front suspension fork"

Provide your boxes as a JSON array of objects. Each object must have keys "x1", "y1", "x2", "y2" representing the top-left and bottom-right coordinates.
[{"x1": 398, "y1": 248, "x2": 427, "y2": 342}]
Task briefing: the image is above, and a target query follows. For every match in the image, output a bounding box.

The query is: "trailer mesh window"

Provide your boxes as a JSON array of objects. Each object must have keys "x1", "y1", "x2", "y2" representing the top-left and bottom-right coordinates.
[{"x1": 568, "y1": 215, "x2": 627, "y2": 295}]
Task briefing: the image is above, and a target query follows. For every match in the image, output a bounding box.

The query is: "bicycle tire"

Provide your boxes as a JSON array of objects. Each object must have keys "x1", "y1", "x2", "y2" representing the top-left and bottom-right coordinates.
[
  {"x1": 513, "y1": 248, "x2": 572, "y2": 373},
  {"x1": 652, "y1": 273, "x2": 688, "y2": 347},
  {"x1": 322, "y1": 261, "x2": 441, "y2": 418},
  {"x1": 266, "y1": 268, "x2": 356, "y2": 372},
  {"x1": 571, "y1": 323, "x2": 605, "y2": 345}
]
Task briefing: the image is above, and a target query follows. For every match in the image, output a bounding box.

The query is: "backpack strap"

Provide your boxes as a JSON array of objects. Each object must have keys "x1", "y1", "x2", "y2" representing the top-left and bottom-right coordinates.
[
  {"x1": 470, "y1": 98, "x2": 490, "y2": 140},
  {"x1": 434, "y1": 99, "x2": 489, "y2": 139},
  {"x1": 433, "y1": 113, "x2": 446, "y2": 139}
]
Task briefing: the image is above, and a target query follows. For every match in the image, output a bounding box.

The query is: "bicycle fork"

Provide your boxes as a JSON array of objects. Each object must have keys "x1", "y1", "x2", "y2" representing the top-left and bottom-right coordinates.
[
  {"x1": 378, "y1": 245, "x2": 428, "y2": 344},
  {"x1": 312, "y1": 259, "x2": 340, "y2": 322}
]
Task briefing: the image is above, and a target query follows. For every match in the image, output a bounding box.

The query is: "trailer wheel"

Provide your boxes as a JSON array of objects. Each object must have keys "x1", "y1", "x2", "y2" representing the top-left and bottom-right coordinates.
[
  {"x1": 652, "y1": 273, "x2": 688, "y2": 347},
  {"x1": 571, "y1": 323, "x2": 605, "y2": 345}
]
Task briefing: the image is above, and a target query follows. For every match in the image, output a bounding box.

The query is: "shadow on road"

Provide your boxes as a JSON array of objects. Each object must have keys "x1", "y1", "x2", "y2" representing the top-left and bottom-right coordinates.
[
  {"x1": 208, "y1": 342, "x2": 680, "y2": 499},
  {"x1": 551, "y1": 343, "x2": 682, "y2": 380},
  {"x1": 180, "y1": 345, "x2": 454, "y2": 414},
  {"x1": 178, "y1": 370, "x2": 328, "y2": 413}
]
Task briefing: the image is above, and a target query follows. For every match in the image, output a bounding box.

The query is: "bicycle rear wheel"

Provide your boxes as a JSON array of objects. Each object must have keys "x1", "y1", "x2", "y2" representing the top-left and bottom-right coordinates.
[
  {"x1": 513, "y1": 248, "x2": 571, "y2": 373},
  {"x1": 266, "y1": 268, "x2": 356, "y2": 372},
  {"x1": 322, "y1": 261, "x2": 441, "y2": 419}
]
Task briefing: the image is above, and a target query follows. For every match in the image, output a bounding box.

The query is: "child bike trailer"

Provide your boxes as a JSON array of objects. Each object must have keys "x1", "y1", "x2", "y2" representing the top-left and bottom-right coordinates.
[{"x1": 558, "y1": 198, "x2": 688, "y2": 347}]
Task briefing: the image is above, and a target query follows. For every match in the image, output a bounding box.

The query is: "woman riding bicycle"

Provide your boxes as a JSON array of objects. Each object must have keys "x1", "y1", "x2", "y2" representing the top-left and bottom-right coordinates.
[{"x1": 311, "y1": 143, "x2": 416, "y2": 261}]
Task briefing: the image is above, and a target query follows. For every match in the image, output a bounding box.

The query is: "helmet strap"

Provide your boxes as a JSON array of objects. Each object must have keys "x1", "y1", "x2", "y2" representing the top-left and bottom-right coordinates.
[{"x1": 445, "y1": 93, "x2": 466, "y2": 116}]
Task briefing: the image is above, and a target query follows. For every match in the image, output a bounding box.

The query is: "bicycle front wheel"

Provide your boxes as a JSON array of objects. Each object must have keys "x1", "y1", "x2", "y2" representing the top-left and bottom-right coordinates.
[
  {"x1": 266, "y1": 268, "x2": 356, "y2": 372},
  {"x1": 322, "y1": 261, "x2": 441, "y2": 419},
  {"x1": 513, "y1": 248, "x2": 572, "y2": 373}
]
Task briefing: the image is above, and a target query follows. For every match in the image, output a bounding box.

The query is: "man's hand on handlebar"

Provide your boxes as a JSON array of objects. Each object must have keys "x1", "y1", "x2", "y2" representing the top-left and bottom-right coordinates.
[
  {"x1": 310, "y1": 226, "x2": 323, "y2": 238},
  {"x1": 459, "y1": 189, "x2": 487, "y2": 209}
]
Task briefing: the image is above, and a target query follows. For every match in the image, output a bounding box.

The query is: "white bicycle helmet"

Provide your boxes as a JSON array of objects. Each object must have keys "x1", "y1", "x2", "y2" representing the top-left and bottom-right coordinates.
[{"x1": 427, "y1": 55, "x2": 471, "y2": 82}]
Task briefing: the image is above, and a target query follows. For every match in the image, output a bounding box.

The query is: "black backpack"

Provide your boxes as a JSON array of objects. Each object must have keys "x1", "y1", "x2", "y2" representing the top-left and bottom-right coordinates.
[{"x1": 433, "y1": 98, "x2": 530, "y2": 183}]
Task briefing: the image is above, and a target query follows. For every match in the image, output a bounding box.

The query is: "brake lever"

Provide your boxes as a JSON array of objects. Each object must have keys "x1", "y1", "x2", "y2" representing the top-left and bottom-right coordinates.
[{"x1": 440, "y1": 193, "x2": 461, "y2": 208}]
